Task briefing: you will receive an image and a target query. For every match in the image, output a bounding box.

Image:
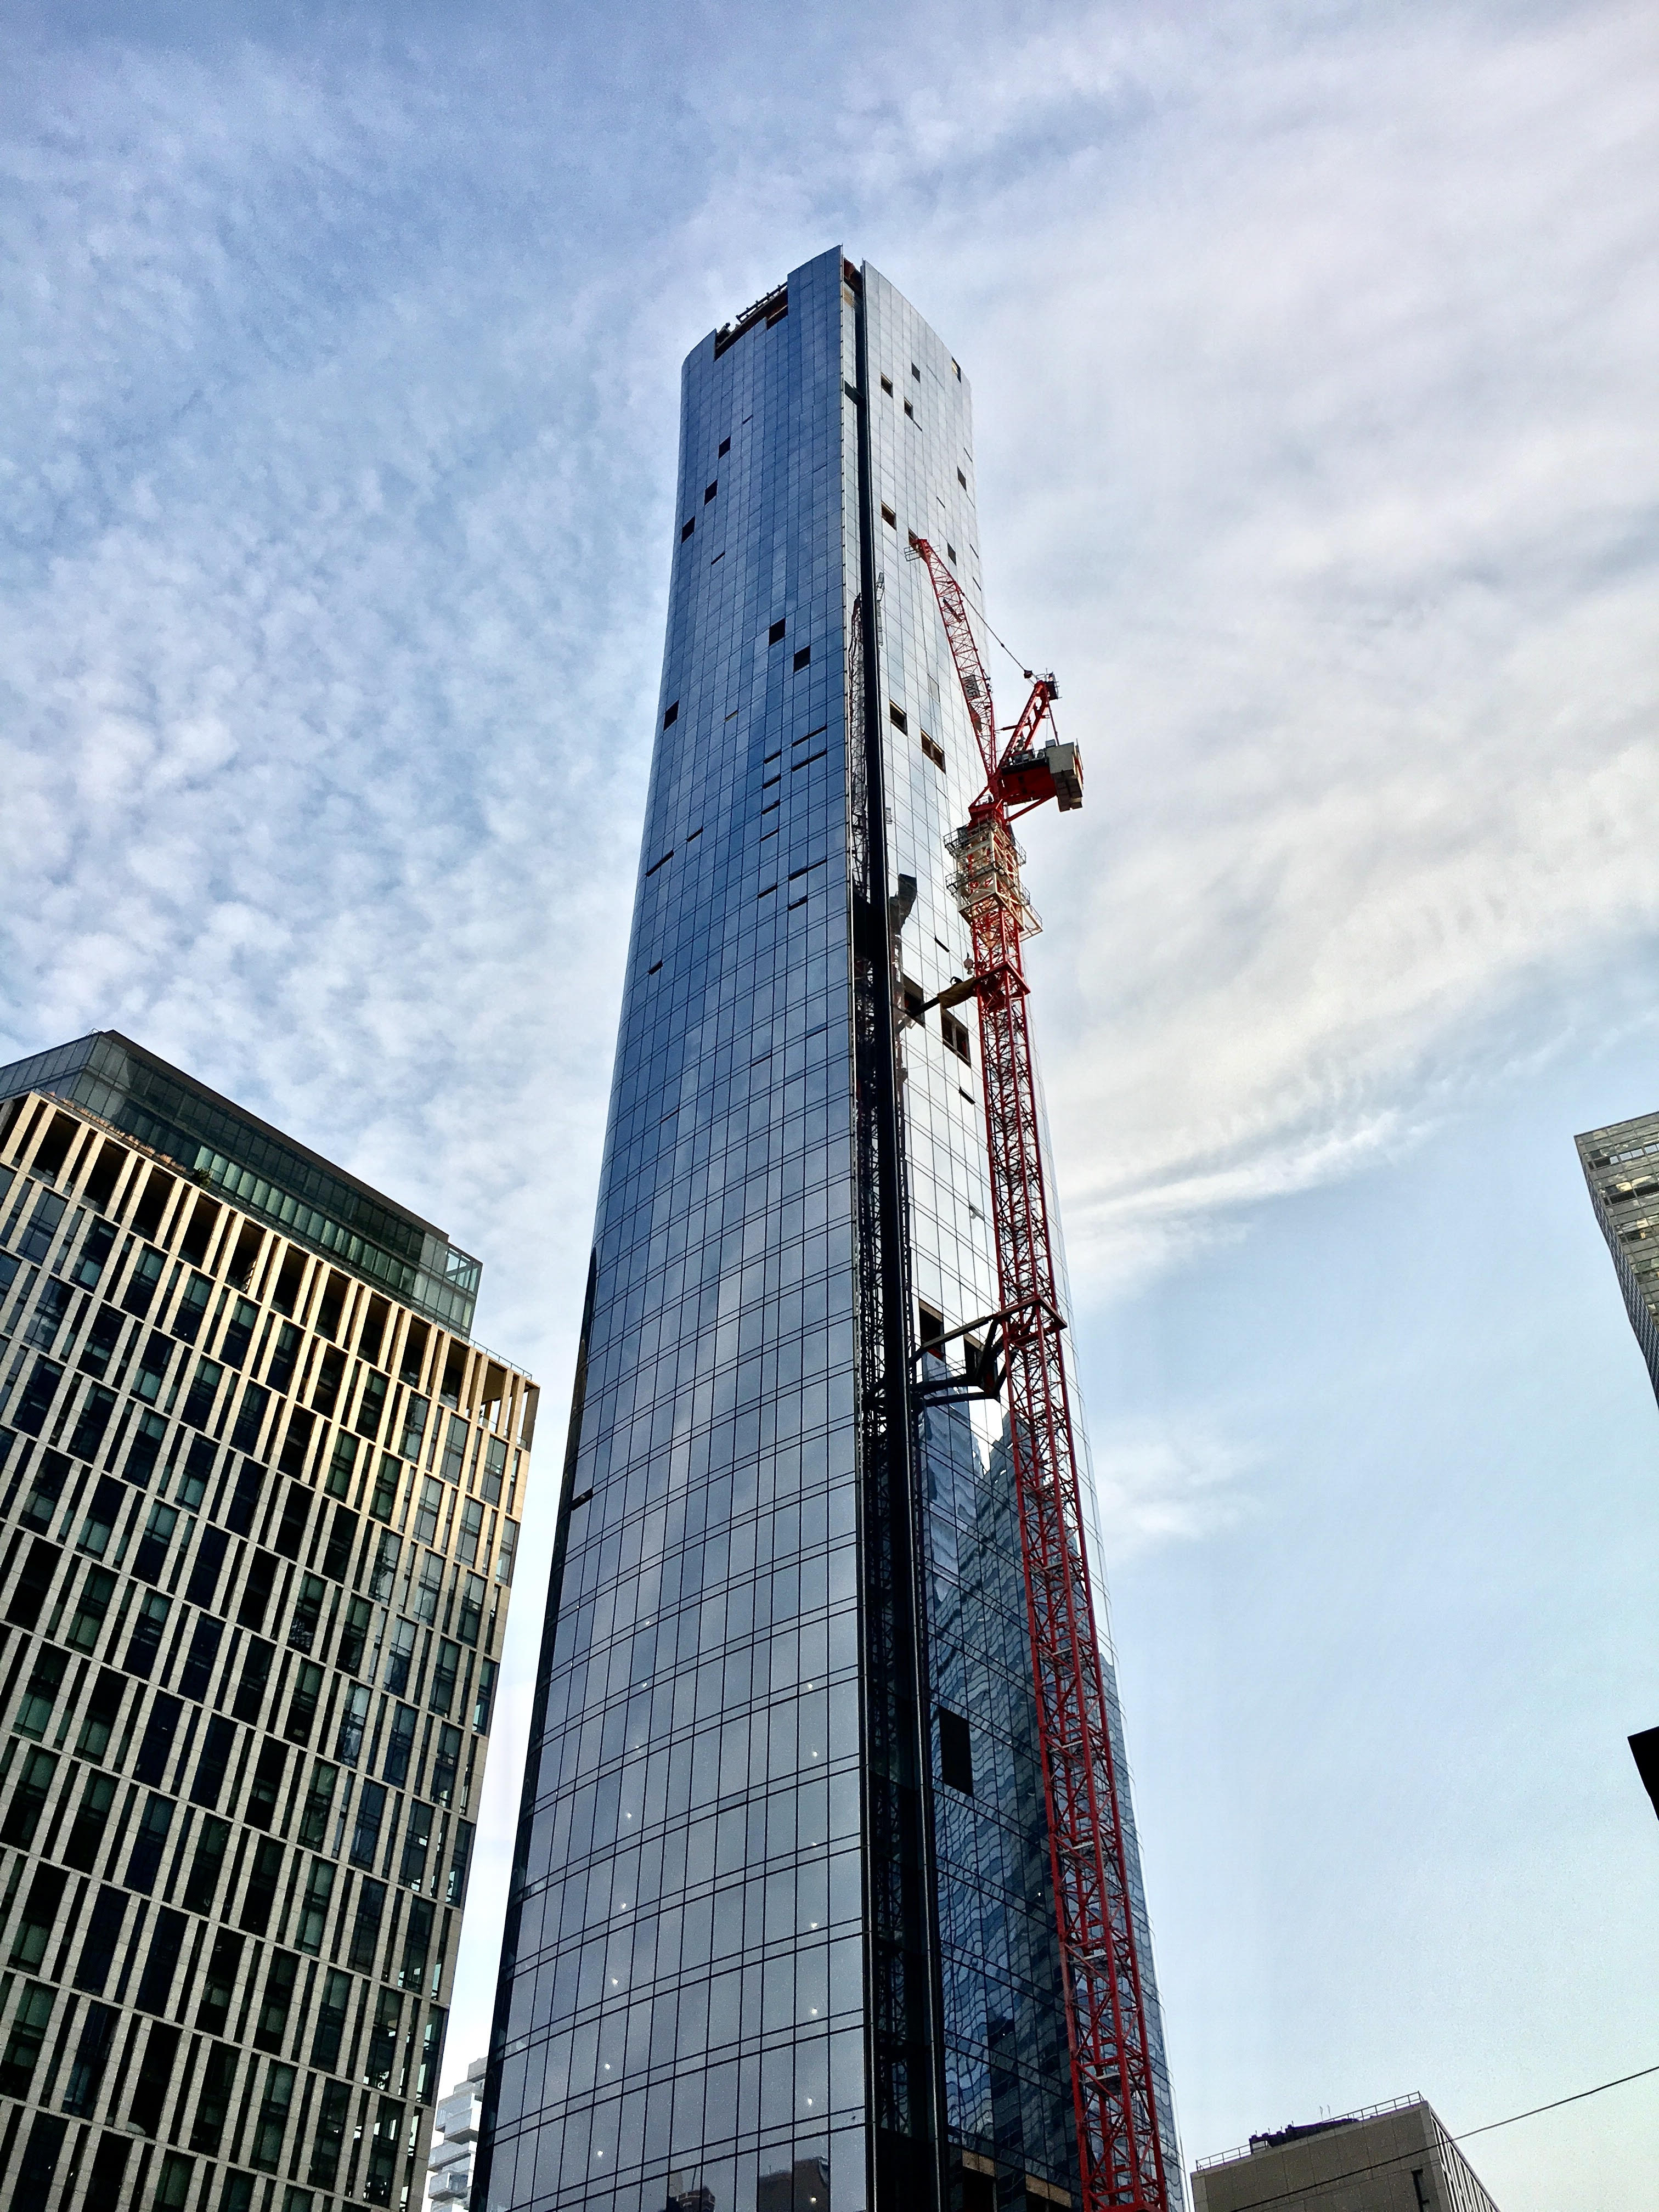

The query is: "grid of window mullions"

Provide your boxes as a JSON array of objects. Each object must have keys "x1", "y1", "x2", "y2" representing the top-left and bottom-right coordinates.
[{"x1": 0, "y1": 1092, "x2": 532, "y2": 2207}]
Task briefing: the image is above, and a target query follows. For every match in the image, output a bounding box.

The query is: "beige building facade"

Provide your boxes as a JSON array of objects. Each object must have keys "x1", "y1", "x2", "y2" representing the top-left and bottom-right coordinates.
[
  {"x1": 1192, "y1": 2096, "x2": 1500, "y2": 2212},
  {"x1": 0, "y1": 1030, "x2": 534, "y2": 2211}
]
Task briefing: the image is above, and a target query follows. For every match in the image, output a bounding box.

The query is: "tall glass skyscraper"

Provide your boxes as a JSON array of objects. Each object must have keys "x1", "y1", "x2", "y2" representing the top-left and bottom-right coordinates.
[{"x1": 479, "y1": 249, "x2": 1180, "y2": 2212}]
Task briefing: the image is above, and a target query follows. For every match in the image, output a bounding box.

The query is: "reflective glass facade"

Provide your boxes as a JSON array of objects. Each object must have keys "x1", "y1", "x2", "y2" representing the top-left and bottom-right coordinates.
[
  {"x1": 480, "y1": 249, "x2": 1179, "y2": 2212},
  {"x1": 1577, "y1": 1109, "x2": 1659, "y2": 1402}
]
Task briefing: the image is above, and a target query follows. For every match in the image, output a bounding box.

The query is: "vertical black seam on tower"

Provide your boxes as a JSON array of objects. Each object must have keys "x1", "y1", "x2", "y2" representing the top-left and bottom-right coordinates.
[
  {"x1": 848, "y1": 264, "x2": 950, "y2": 2212},
  {"x1": 471, "y1": 1244, "x2": 599, "y2": 2212}
]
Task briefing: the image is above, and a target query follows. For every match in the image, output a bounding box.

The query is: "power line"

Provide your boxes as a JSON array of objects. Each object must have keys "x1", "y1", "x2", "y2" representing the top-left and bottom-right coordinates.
[
  {"x1": 1455, "y1": 2059, "x2": 1659, "y2": 2140},
  {"x1": 1195, "y1": 2066, "x2": 1659, "y2": 2210}
]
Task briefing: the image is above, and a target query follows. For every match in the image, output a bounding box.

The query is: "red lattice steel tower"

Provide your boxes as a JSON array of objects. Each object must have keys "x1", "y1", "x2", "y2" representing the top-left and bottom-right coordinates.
[{"x1": 908, "y1": 534, "x2": 1170, "y2": 2212}]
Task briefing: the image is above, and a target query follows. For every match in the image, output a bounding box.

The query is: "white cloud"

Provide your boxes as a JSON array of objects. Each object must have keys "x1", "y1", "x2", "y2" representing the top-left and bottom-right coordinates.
[
  {"x1": 3, "y1": 0, "x2": 1656, "y2": 2171},
  {"x1": 1088, "y1": 1414, "x2": 1259, "y2": 1562}
]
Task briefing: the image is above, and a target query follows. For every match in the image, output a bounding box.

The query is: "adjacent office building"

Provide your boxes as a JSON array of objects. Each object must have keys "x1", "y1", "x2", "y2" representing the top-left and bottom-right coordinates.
[
  {"x1": 1191, "y1": 2095, "x2": 1500, "y2": 2212},
  {"x1": 0, "y1": 1031, "x2": 533, "y2": 2209},
  {"x1": 478, "y1": 249, "x2": 1179, "y2": 2212},
  {"x1": 1576, "y1": 1109, "x2": 1659, "y2": 1401},
  {"x1": 428, "y1": 2055, "x2": 486, "y2": 2204}
]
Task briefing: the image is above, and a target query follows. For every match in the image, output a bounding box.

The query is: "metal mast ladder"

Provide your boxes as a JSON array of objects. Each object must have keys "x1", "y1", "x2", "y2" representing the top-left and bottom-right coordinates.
[{"x1": 907, "y1": 533, "x2": 1170, "y2": 2212}]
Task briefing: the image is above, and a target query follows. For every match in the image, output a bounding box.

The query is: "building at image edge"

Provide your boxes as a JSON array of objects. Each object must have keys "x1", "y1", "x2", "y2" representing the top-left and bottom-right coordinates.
[
  {"x1": 0, "y1": 1029, "x2": 534, "y2": 2210},
  {"x1": 1577, "y1": 1108, "x2": 1659, "y2": 1403},
  {"x1": 1192, "y1": 2095, "x2": 1500, "y2": 2212}
]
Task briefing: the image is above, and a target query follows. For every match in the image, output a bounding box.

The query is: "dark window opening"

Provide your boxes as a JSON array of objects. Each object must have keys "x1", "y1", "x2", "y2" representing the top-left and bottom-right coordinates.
[
  {"x1": 227, "y1": 1220, "x2": 263, "y2": 1288},
  {"x1": 184, "y1": 1518, "x2": 231, "y2": 1612},
  {"x1": 179, "y1": 1610, "x2": 225, "y2": 1698},
  {"x1": 889, "y1": 703, "x2": 909, "y2": 733},
  {"x1": 254, "y1": 1948, "x2": 298, "y2": 2051},
  {"x1": 680, "y1": 518, "x2": 695, "y2": 541},
  {"x1": 314, "y1": 1271, "x2": 347, "y2": 1340},
  {"x1": 880, "y1": 374, "x2": 893, "y2": 394},
  {"x1": 240, "y1": 1836, "x2": 285, "y2": 1934},
  {"x1": 184, "y1": 1817, "x2": 232, "y2": 1915},
  {"x1": 399, "y1": 1322, "x2": 428, "y2": 1389},
  {"x1": 264, "y1": 1319, "x2": 300, "y2": 1393},
  {"x1": 285, "y1": 1661, "x2": 324, "y2": 1745},
  {"x1": 191, "y1": 1712, "x2": 236, "y2": 1808},
  {"x1": 70, "y1": 1215, "x2": 117, "y2": 1289},
  {"x1": 718, "y1": 436, "x2": 730, "y2": 456},
  {"x1": 63, "y1": 2001, "x2": 117, "y2": 2116},
  {"x1": 7, "y1": 1535, "x2": 62, "y2": 1627},
  {"x1": 179, "y1": 1196, "x2": 219, "y2": 1266},
  {"x1": 311, "y1": 1344, "x2": 345, "y2": 1419},
  {"x1": 83, "y1": 1142, "x2": 126, "y2": 1212},
  {"x1": 20, "y1": 1449, "x2": 70, "y2": 1533},
  {"x1": 704, "y1": 480, "x2": 718, "y2": 502},
  {"x1": 128, "y1": 2020, "x2": 181, "y2": 2135},
  {"x1": 793, "y1": 646, "x2": 811, "y2": 672},
  {"x1": 134, "y1": 1500, "x2": 179, "y2": 1583},
  {"x1": 271, "y1": 1248, "x2": 306, "y2": 1317},
  {"x1": 946, "y1": 543, "x2": 956, "y2": 564},
  {"x1": 25, "y1": 1276, "x2": 72, "y2": 1351},
  {"x1": 64, "y1": 1770, "x2": 118, "y2": 1870},
  {"x1": 941, "y1": 1012, "x2": 972, "y2": 1063},
  {"x1": 13, "y1": 1358, "x2": 64, "y2": 1437},
  {"x1": 129, "y1": 1170, "x2": 173, "y2": 1242},
  {"x1": 10, "y1": 1864, "x2": 66, "y2": 1967},
  {"x1": 958, "y1": 467, "x2": 968, "y2": 488},
  {"x1": 125, "y1": 1791, "x2": 175, "y2": 1893},
  {"x1": 123, "y1": 1408, "x2": 167, "y2": 1487},
  {"x1": 233, "y1": 1633, "x2": 275, "y2": 1721},
  {"x1": 171, "y1": 1272, "x2": 211, "y2": 1345},
  {"x1": 441, "y1": 1341, "x2": 467, "y2": 1407},
  {"x1": 18, "y1": 1189, "x2": 66, "y2": 1266},
  {"x1": 768, "y1": 618, "x2": 786, "y2": 645},
  {"x1": 312, "y1": 1967, "x2": 352, "y2": 2072},
  {"x1": 73, "y1": 1886, "x2": 126, "y2": 1993},
  {"x1": 939, "y1": 1708, "x2": 974, "y2": 1794},
  {"x1": 289, "y1": 1569, "x2": 326, "y2": 1650},
  {"x1": 921, "y1": 733, "x2": 946, "y2": 771},
  {"x1": 225, "y1": 1457, "x2": 266, "y2": 1536},
  {"x1": 274, "y1": 1482, "x2": 311, "y2": 1560},
  {"x1": 881, "y1": 503, "x2": 896, "y2": 528},
  {"x1": 77, "y1": 1669, "x2": 125, "y2": 1759},
  {"x1": 121, "y1": 1243, "x2": 164, "y2": 1318},
  {"x1": 663, "y1": 701, "x2": 679, "y2": 727},
  {"x1": 133, "y1": 1692, "x2": 183, "y2": 1784},
  {"x1": 349, "y1": 1877, "x2": 387, "y2": 1970},
  {"x1": 230, "y1": 1380, "x2": 268, "y2": 1454},
  {"x1": 182, "y1": 1355, "x2": 223, "y2": 1429},
  {"x1": 134, "y1": 1905, "x2": 186, "y2": 2013},
  {"x1": 190, "y1": 2040, "x2": 238, "y2": 2153},
  {"x1": 911, "y1": 361, "x2": 921, "y2": 380},
  {"x1": 0, "y1": 1986, "x2": 57, "y2": 2101},
  {"x1": 219, "y1": 1296, "x2": 258, "y2": 1369},
  {"x1": 278, "y1": 1406, "x2": 314, "y2": 1479},
  {"x1": 15, "y1": 1643, "x2": 66, "y2": 1737},
  {"x1": 132, "y1": 1330, "x2": 172, "y2": 1404},
  {"x1": 918, "y1": 1303, "x2": 945, "y2": 1352},
  {"x1": 358, "y1": 1295, "x2": 390, "y2": 1366}
]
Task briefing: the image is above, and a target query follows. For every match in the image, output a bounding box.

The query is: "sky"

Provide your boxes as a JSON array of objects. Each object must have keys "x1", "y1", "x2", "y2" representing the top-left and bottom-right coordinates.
[{"x1": 3, "y1": 1, "x2": 1657, "y2": 2203}]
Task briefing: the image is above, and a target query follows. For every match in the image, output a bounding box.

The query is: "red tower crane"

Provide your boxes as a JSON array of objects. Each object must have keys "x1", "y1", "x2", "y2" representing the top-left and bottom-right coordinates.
[{"x1": 907, "y1": 534, "x2": 1171, "y2": 2212}]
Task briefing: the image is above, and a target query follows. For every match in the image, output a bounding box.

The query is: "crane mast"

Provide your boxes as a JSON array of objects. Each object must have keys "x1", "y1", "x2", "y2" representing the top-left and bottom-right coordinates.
[{"x1": 907, "y1": 535, "x2": 1170, "y2": 2212}]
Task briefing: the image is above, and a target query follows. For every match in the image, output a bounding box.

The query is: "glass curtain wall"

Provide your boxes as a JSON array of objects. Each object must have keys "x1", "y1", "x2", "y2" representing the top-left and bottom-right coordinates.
[{"x1": 479, "y1": 248, "x2": 1180, "y2": 2212}]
